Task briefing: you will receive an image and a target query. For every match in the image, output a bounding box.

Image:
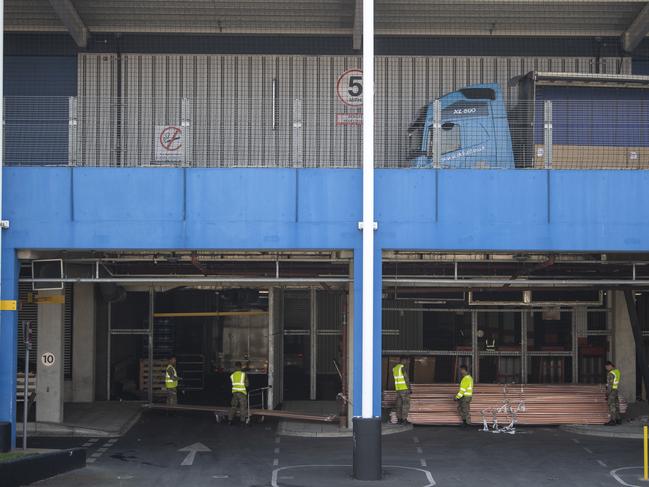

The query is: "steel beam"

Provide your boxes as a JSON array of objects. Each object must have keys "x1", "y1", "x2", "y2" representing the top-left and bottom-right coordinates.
[
  {"x1": 383, "y1": 278, "x2": 649, "y2": 287},
  {"x1": 353, "y1": 0, "x2": 362, "y2": 50},
  {"x1": 21, "y1": 277, "x2": 350, "y2": 284},
  {"x1": 623, "y1": 2, "x2": 649, "y2": 52},
  {"x1": 47, "y1": 0, "x2": 89, "y2": 48},
  {"x1": 623, "y1": 288, "x2": 649, "y2": 400}
]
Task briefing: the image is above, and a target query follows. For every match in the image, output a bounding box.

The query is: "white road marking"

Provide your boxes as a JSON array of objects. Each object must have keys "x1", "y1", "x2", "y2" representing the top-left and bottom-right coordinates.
[
  {"x1": 88, "y1": 438, "x2": 99, "y2": 443},
  {"x1": 279, "y1": 476, "x2": 294, "y2": 480},
  {"x1": 212, "y1": 475, "x2": 229, "y2": 479},
  {"x1": 107, "y1": 439, "x2": 118, "y2": 445},
  {"x1": 81, "y1": 442, "x2": 93, "y2": 448},
  {"x1": 598, "y1": 460, "x2": 608, "y2": 468},
  {"x1": 416, "y1": 447, "x2": 423, "y2": 454},
  {"x1": 275, "y1": 437, "x2": 281, "y2": 444},
  {"x1": 273, "y1": 458, "x2": 279, "y2": 466},
  {"x1": 90, "y1": 452, "x2": 102, "y2": 458},
  {"x1": 274, "y1": 448, "x2": 280, "y2": 454},
  {"x1": 86, "y1": 458, "x2": 96, "y2": 464},
  {"x1": 97, "y1": 448, "x2": 109, "y2": 453},
  {"x1": 420, "y1": 458, "x2": 428, "y2": 467},
  {"x1": 179, "y1": 442, "x2": 212, "y2": 466},
  {"x1": 270, "y1": 465, "x2": 435, "y2": 487},
  {"x1": 610, "y1": 466, "x2": 645, "y2": 487},
  {"x1": 583, "y1": 447, "x2": 593, "y2": 455},
  {"x1": 413, "y1": 437, "x2": 420, "y2": 444},
  {"x1": 572, "y1": 438, "x2": 580, "y2": 444},
  {"x1": 117, "y1": 475, "x2": 134, "y2": 480}
]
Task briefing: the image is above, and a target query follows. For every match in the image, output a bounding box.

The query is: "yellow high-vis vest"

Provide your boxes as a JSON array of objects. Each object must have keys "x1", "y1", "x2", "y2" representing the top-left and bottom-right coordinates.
[
  {"x1": 393, "y1": 364, "x2": 408, "y2": 391},
  {"x1": 165, "y1": 364, "x2": 178, "y2": 389},
  {"x1": 456, "y1": 375, "x2": 473, "y2": 399},
  {"x1": 231, "y1": 370, "x2": 247, "y2": 395},
  {"x1": 610, "y1": 368, "x2": 621, "y2": 390}
]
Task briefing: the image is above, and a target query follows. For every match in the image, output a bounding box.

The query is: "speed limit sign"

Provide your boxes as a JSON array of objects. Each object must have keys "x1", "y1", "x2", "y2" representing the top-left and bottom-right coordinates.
[
  {"x1": 336, "y1": 69, "x2": 363, "y2": 107},
  {"x1": 41, "y1": 352, "x2": 56, "y2": 367}
]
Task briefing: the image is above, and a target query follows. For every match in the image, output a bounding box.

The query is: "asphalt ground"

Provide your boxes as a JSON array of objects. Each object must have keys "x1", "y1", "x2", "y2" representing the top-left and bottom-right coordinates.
[{"x1": 22, "y1": 410, "x2": 646, "y2": 487}]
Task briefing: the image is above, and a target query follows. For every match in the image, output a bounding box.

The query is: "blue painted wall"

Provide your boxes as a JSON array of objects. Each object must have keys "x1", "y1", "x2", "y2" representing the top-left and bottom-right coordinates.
[
  {"x1": 5, "y1": 167, "x2": 649, "y2": 440},
  {"x1": 4, "y1": 56, "x2": 77, "y2": 166}
]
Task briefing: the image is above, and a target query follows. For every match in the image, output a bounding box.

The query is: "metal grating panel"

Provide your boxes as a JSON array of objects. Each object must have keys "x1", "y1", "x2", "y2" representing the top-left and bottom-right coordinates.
[{"x1": 77, "y1": 53, "x2": 629, "y2": 168}]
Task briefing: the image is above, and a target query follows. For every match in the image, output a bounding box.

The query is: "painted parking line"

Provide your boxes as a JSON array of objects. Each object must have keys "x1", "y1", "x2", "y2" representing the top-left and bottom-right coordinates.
[
  {"x1": 271, "y1": 465, "x2": 436, "y2": 487},
  {"x1": 420, "y1": 458, "x2": 428, "y2": 467},
  {"x1": 212, "y1": 475, "x2": 230, "y2": 479},
  {"x1": 598, "y1": 460, "x2": 608, "y2": 468},
  {"x1": 86, "y1": 458, "x2": 96, "y2": 464},
  {"x1": 610, "y1": 466, "x2": 647, "y2": 487},
  {"x1": 583, "y1": 447, "x2": 594, "y2": 455},
  {"x1": 416, "y1": 447, "x2": 423, "y2": 454}
]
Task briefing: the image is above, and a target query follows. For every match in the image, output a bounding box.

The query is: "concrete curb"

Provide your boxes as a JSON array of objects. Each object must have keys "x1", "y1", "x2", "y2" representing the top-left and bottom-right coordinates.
[
  {"x1": 0, "y1": 448, "x2": 86, "y2": 487},
  {"x1": 277, "y1": 422, "x2": 413, "y2": 438},
  {"x1": 560, "y1": 424, "x2": 644, "y2": 439},
  {"x1": 16, "y1": 410, "x2": 142, "y2": 438}
]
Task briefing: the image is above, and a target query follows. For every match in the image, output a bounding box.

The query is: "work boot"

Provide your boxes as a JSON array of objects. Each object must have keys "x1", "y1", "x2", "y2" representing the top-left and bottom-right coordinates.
[{"x1": 605, "y1": 420, "x2": 616, "y2": 426}]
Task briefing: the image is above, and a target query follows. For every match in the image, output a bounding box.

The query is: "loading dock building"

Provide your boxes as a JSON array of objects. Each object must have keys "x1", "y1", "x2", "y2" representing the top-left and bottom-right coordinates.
[{"x1": 2, "y1": 0, "x2": 649, "y2": 450}]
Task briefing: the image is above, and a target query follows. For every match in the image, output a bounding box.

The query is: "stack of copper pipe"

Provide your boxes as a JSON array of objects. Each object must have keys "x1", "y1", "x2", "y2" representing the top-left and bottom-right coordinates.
[{"x1": 383, "y1": 384, "x2": 628, "y2": 425}]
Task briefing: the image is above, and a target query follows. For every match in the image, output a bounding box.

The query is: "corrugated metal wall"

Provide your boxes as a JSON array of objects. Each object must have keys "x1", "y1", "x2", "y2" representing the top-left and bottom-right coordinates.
[{"x1": 77, "y1": 53, "x2": 630, "y2": 168}]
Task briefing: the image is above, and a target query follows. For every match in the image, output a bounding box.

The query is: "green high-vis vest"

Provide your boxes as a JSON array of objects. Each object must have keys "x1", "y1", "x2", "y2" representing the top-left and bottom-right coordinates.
[
  {"x1": 165, "y1": 364, "x2": 178, "y2": 389},
  {"x1": 456, "y1": 375, "x2": 473, "y2": 399},
  {"x1": 393, "y1": 364, "x2": 408, "y2": 391},
  {"x1": 610, "y1": 368, "x2": 621, "y2": 390},
  {"x1": 231, "y1": 370, "x2": 247, "y2": 395}
]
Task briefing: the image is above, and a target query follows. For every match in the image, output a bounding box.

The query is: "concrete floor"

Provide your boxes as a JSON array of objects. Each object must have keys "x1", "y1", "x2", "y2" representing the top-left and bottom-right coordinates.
[{"x1": 26, "y1": 410, "x2": 643, "y2": 487}]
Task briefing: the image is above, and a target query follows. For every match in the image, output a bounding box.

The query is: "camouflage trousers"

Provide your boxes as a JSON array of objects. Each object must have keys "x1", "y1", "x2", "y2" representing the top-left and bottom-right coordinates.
[
  {"x1": 457, "y1": 396, "x2": 472, "y2": 423},
  {"x1": 394, "y1": 391, "x2": 411, "y2": 421},
  {"x1": 608, "y1": 390, "x2": 620, "y2": 422}
]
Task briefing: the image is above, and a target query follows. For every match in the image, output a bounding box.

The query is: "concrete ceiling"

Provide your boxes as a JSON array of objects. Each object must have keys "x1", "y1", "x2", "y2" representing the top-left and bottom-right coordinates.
[{"x1": 4, "y1": 0, "x2": 649, "y2": 49}]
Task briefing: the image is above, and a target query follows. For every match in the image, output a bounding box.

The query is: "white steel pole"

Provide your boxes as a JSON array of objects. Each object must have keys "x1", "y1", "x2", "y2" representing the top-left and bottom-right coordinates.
[{"x1": 361, "y1": 0, "x2": 375, "y2": 420}]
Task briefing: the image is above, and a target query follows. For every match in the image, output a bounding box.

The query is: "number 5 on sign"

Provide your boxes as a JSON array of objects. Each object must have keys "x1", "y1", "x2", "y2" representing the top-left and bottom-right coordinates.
[
  {"x1": 41, "y1": 352, "x2": 56, "y2": 367},
  {"x1": 336, "y1": 69, "x2": 363, "y2": 107}
]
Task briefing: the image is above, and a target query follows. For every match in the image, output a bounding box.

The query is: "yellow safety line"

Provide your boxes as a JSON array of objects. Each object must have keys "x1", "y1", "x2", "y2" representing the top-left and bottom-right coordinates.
[
  {"x1": 153, "y1": 311, "x2": 268, "y2": 318},
  {"x1": 642, "y1": 424, "x2": 649, "y2": 480},
  {"x1": 0, "y1": 300, "x2": 17, "y2": 311}
]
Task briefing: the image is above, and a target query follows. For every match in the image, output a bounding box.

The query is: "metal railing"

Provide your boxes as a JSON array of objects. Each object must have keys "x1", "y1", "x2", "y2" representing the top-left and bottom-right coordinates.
[{"x1": 4, "y1": 96, "x2": 649, "y2": 169}]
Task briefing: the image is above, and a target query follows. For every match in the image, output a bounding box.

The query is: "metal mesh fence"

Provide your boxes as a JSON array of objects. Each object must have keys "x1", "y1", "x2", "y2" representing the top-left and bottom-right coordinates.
[{"x1": 3, "y1": 1, "x2": 649, "y2": 169}]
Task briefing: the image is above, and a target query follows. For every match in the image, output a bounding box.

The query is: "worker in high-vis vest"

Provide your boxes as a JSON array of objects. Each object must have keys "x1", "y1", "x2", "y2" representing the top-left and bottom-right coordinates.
[
  {"x1": 165, "y1": 356, "x2": 179, "y2": 406},
  {"x1": 454, "y1": 364, "x2": 473, "y2": 427},
  {"x1": 392, "y1": 357, "x2": 411, "y2": 424},
  {"x1": 605, "y1": 361, "x2": 621, "y2": 425},
  {"x1": 228, "y1": 362, "x2": 250, "y2": 426}
]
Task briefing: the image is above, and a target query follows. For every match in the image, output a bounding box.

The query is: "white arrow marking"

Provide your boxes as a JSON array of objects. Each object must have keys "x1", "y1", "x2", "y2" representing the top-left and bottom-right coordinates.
[{"x1": 178, "y1": 442, "x2": 211, "y2": 466}]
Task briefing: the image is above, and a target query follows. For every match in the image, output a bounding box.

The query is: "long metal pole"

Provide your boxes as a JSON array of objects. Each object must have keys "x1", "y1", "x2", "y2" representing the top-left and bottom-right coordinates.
[
  {"x1": 23, "y1": 328, "x2": 29, "y2": 451},
  {"x1": 361, "y1": 0, "x2": 375, "y2": 422},
  {"x1": 352, "y1": 0, "x2": 381, "y2": 481}
]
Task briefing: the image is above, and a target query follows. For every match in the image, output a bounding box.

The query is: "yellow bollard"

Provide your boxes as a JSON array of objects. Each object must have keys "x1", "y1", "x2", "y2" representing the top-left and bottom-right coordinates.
[{"x1": 644, "y1": 424, "x2": 648, "y2": 481}]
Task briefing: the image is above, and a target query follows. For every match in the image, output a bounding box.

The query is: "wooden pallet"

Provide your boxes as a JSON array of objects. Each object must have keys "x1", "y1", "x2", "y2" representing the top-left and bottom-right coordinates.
[
  {"x1": 139, "y1": 359, "x2": 168, "y2": 396},
  {"x1": 16, "y1": 372, "x2": 37, "y2": 405}
]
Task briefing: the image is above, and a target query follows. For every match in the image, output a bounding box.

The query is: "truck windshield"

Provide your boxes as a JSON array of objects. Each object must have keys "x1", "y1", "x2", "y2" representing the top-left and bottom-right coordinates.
[{"x1": 407, "y1": 107, "x2": 428, "y2": 158}]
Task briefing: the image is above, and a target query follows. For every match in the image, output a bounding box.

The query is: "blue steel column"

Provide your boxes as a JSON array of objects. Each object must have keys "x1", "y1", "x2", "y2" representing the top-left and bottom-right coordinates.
[
  {"x1": 373, "y1": 246, "x2": 382, "y2": 416},
  {"x1": 352, "y1": 248, "x2": 363, "y2": 417},
  {"x1": 0, "y1": 250, "x2": 18, "y2": 446}
]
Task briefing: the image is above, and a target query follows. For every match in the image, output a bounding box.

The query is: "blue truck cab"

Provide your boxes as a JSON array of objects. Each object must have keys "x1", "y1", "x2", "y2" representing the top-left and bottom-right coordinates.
[{"x1": 408, "y1": 83, "x2": 515, "y2": 169}]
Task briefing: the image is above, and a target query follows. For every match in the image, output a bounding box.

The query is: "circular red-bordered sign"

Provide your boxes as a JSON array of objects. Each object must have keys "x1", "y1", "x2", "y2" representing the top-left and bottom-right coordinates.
[
  {"x1": 336, "y1": 69, "x2": 363, "y2": 107},
  {"x1": 159, "y1": 126, "x2": 183, "y2": 152}
]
